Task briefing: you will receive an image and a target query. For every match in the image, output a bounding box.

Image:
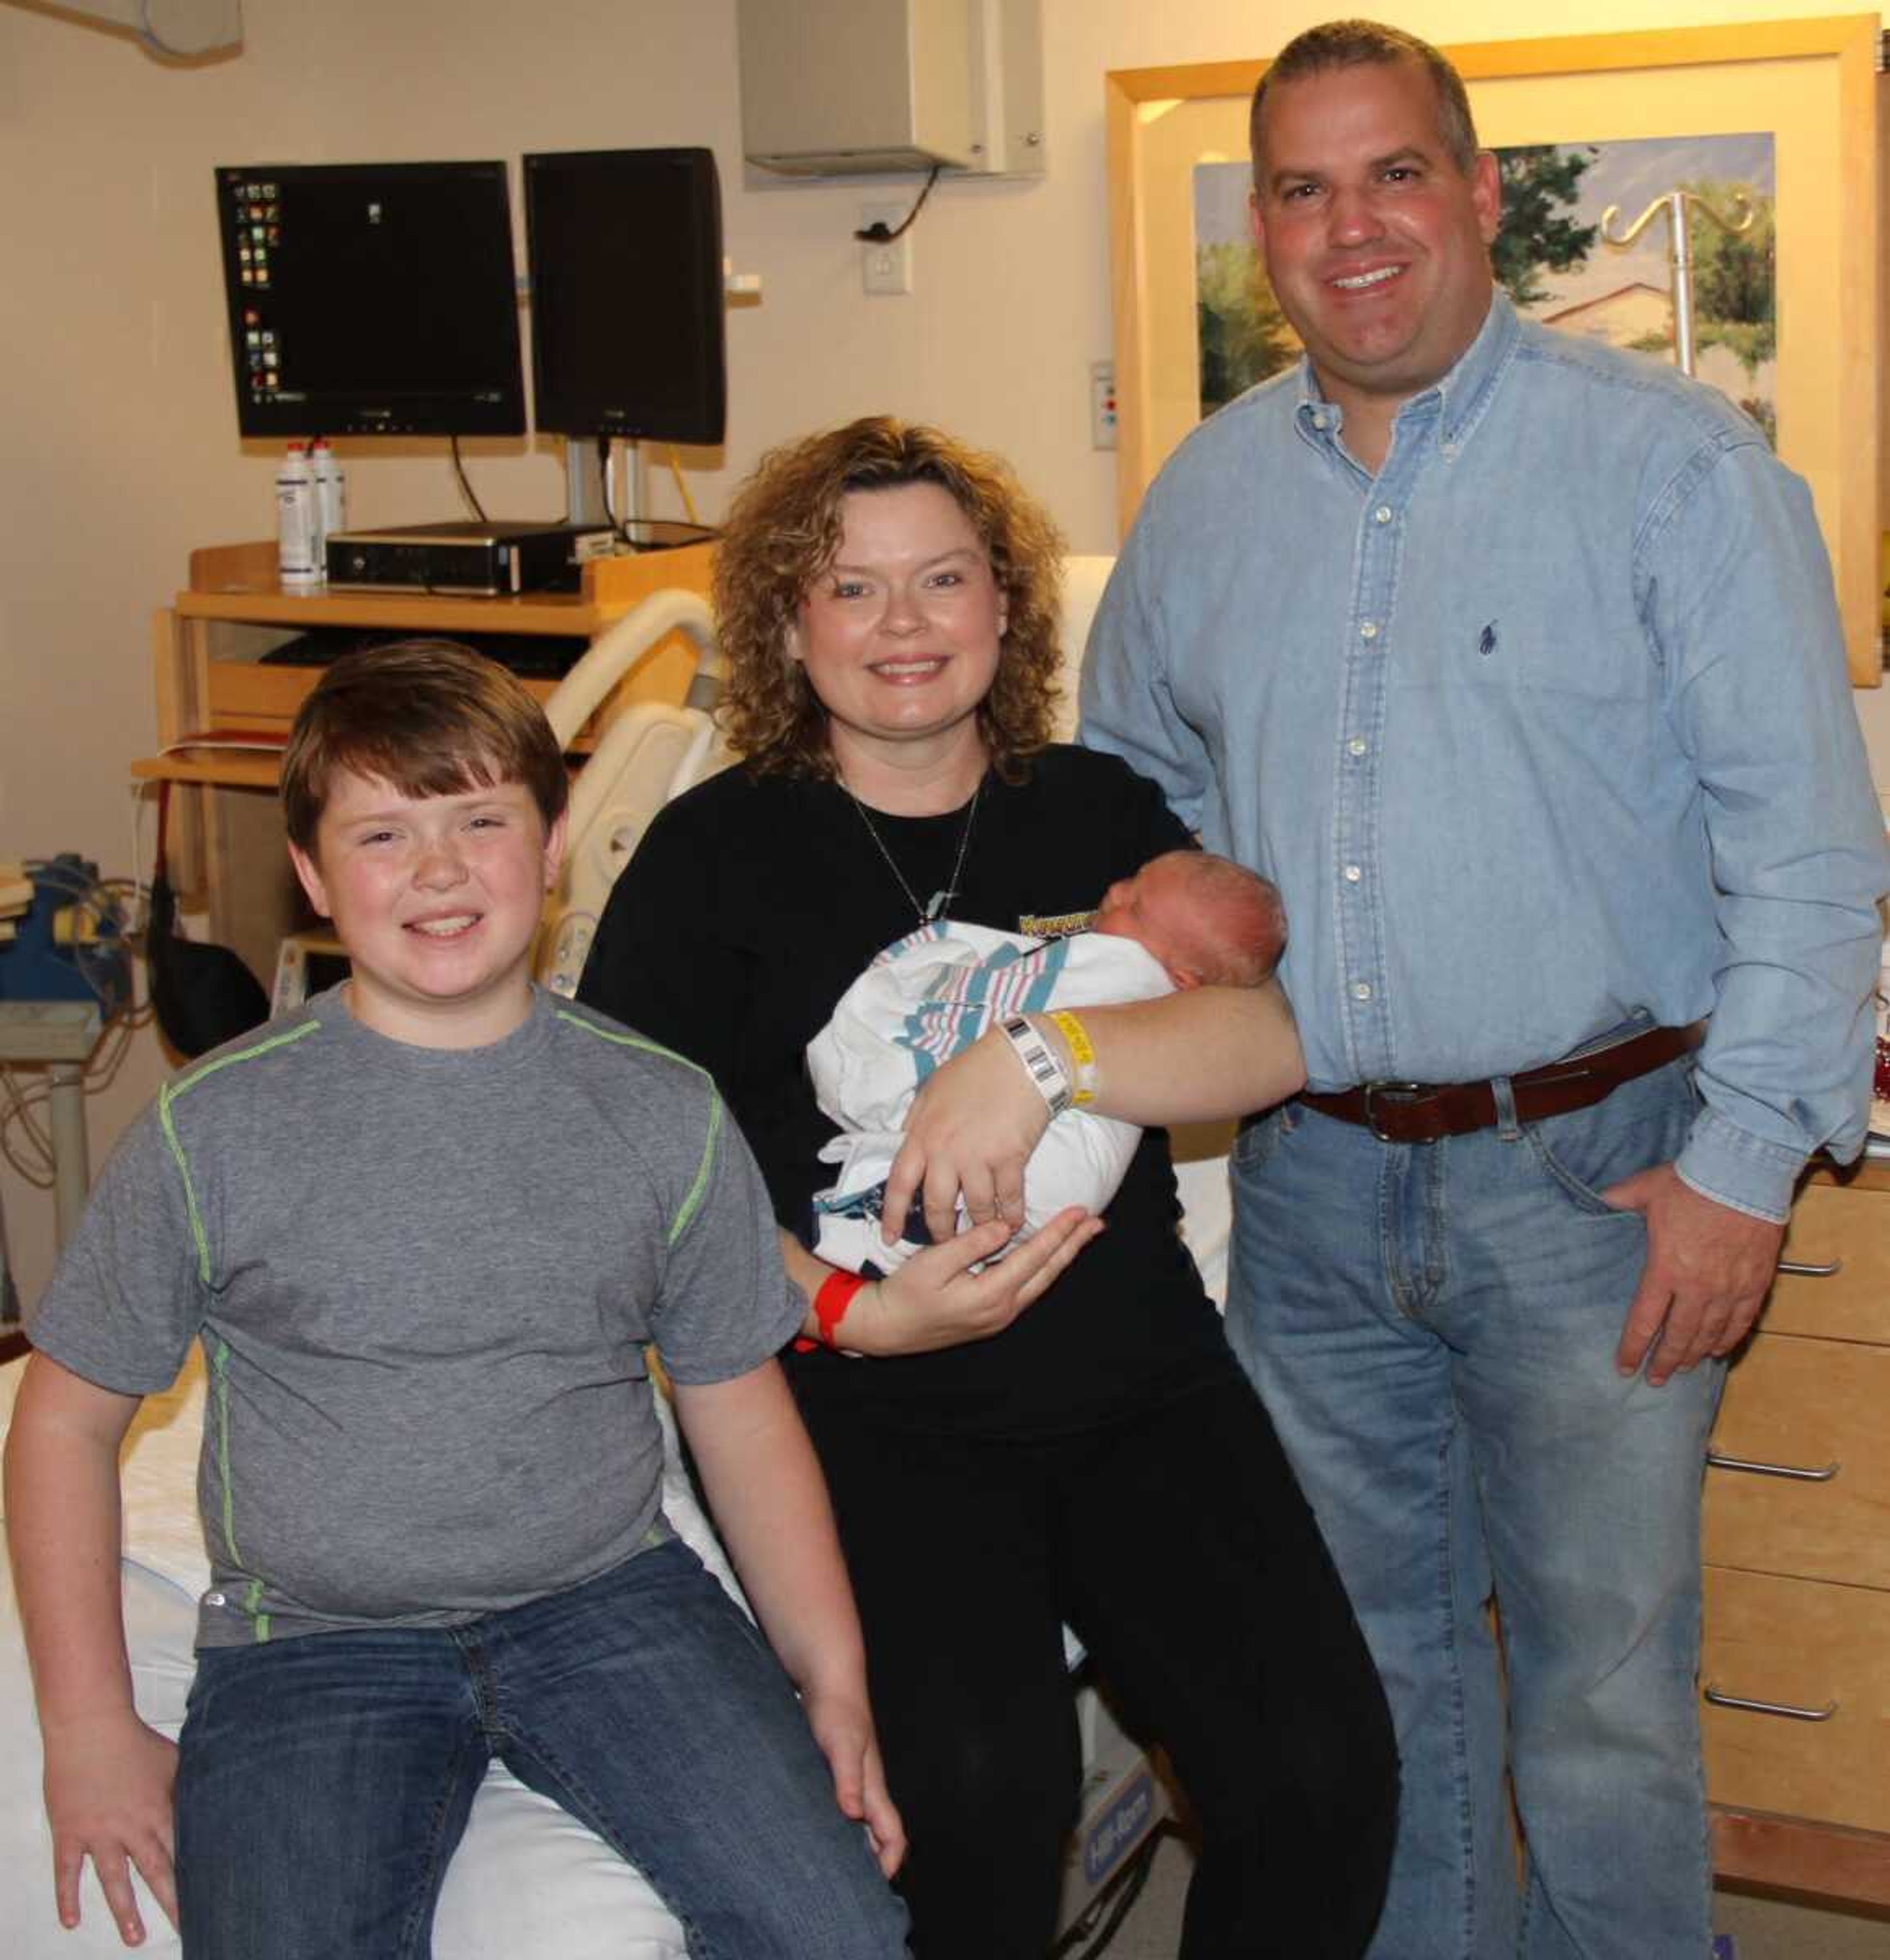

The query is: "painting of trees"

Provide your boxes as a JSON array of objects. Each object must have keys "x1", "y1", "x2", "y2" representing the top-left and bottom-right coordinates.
[
  {"x1": 1196, "y1": 242, "x2": 1297, "y2": 413},
  {"x1": 1490, "y1": 145, "x2": 1599, "y2": 306}
]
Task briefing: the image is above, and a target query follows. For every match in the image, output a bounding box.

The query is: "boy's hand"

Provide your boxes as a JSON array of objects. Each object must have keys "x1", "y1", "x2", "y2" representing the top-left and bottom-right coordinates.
[
  {"x1": 848, "y1": 1207, "x2": 1103, "y2": 1355},
  {"x1": 800, "y1": 1682, "x2": 906, "y2": 1879},
  {"x1": 42, "y1": 1710, "x2": 179, "y2": 1945}
]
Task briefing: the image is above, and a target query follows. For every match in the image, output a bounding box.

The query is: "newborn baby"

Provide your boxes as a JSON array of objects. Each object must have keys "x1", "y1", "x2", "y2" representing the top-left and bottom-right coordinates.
[{"x1": 808, "y1": 850, "x2": 1285, "y2": 1273}]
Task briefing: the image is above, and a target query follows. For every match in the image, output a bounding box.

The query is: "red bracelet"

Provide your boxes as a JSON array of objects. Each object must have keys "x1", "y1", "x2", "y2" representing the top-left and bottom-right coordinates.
[
  {"x1": 792, "y1": 1269, "x2": 869, "y2": 1353},
  {"x1": 812, "y1": 1269, "x2": 868, "y2": 1348}
]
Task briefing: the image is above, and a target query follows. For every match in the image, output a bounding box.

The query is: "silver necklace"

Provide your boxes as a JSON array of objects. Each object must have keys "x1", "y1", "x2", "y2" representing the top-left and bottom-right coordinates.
[{"x1": 844, "y1": 778, "x2": 983, "y2": 928}]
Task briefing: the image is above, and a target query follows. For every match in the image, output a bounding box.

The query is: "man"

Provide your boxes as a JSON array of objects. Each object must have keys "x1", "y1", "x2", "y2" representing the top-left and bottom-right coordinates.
[{"x1": 1079, "y1": 20, "x2": 1889, "y2": 1960}]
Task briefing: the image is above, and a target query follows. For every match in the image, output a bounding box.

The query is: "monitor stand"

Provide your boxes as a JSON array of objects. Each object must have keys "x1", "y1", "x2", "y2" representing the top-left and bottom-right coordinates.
[
  {"x1": 565, "y1": 439, "x2": 699, "y2": 553},
  {"x1": 561, "y1": 439, "x2": 643, "y2": 537}
]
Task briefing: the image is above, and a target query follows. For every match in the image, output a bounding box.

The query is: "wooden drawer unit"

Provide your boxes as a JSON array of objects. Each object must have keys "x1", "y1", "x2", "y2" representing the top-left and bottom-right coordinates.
[{"x1": 1702, "y1": 1162, "x2": 1890, "y2": 1905}]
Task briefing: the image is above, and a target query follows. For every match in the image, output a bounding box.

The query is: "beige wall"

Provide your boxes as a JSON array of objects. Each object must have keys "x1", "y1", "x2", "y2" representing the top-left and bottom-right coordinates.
[{"x1": 1, "y1": 0, "x2": 1882, "y2": 1307}]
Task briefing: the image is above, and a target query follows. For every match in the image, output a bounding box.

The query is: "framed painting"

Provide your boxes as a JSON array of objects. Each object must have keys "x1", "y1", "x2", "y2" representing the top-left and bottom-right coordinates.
[{"x1": 1104, "y1": 18, "x2": 1882, "y2": 684}]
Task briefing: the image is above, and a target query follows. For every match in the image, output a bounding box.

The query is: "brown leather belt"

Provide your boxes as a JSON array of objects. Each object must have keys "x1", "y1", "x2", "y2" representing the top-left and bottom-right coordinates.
[{"x1": 1297, "y1": 1022, "x2": 1705, "y2": 1145}]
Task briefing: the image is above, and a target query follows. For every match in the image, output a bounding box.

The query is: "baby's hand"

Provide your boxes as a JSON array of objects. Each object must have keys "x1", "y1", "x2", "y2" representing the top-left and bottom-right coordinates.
[{"x1": 41, "y1": 1710, "x2": 179, "y2": 1945}]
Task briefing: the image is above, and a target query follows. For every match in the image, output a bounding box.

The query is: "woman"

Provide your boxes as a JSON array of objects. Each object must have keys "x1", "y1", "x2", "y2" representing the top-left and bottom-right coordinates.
[{"x1": 578, "y1": 419, "x2": 1396, "y2": 1959}]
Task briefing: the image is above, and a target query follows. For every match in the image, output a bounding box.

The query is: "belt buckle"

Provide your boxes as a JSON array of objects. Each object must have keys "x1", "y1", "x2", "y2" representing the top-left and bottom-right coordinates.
[{"x1": 1362, "y1": 1081, "x2": 1428, "y2": 1143}]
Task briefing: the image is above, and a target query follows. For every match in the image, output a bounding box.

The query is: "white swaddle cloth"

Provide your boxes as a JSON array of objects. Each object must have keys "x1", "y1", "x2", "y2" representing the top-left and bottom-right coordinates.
[{"x1": 807, "y1": 920, "x2": 1173, "y2": 1274}]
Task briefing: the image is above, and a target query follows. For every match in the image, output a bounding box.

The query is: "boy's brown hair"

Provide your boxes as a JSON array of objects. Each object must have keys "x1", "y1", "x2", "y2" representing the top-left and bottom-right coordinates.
[{"x1": 280, "y1": 639, "x2": 568, "y2": 852}]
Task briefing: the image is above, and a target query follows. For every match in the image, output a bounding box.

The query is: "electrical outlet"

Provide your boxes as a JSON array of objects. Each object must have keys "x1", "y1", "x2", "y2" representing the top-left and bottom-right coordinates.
[
  {"x1": 1090, "y1": 360, "x2": 1118, "y2": 450},
  {"x1": 860, "y1": 203, "x2": 913, "y2": 296}
]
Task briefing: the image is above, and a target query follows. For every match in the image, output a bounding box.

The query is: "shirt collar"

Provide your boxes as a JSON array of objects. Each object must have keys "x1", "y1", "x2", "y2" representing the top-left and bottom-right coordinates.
[{"x1": 1292, "y1": 287, "x2": 1519, "y2": 456}]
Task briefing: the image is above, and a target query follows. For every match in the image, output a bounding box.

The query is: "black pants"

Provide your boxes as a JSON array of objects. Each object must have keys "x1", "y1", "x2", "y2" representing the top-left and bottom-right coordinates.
[{"x1": 797, "y1": 1360, "x2": 1399, "y2": 1959}]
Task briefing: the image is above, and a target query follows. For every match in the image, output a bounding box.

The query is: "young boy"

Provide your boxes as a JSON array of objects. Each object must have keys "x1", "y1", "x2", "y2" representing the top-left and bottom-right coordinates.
[
  {"x1": 3, "y1": 641, "x2": 910, "y2": 1958},
  {"x1": 808, "y1": 850, "x2": 1284, "y2": 1275}
]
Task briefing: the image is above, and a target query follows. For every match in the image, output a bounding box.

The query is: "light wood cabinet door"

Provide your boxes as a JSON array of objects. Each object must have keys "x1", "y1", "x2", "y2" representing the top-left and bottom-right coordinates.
[
  {"x1": 1702, "y1": 1565, "x2": 1890, "y2": 1835},
  {"x1": 1703, "y1": 1333, "x2": 1890, "y2": 1589},
  {"x1": 1763, "y1": 1182, "x2": 1890, "y2": 1345}
]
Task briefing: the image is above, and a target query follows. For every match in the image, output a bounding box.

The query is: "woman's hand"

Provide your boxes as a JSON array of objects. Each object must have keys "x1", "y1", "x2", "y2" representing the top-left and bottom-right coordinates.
[
  {"x1": 881, "y1": 985, "x2": 1307, "y2": 1245},
  {"x1": 840, "y1": 1208, "x2": 1102, "y2": 1356},
  {"x1": 881, "y1": 1029, "x2": 1053, "y2": 1246}
]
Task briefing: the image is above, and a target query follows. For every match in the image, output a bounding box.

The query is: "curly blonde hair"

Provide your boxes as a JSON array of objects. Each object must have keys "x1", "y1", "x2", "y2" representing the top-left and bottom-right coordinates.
[{"x1": 713, "y1": 417, "x2": 1067, "y2": 779}]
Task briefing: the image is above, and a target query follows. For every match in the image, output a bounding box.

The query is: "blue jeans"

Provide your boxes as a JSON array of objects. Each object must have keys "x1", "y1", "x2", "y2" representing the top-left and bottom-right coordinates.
[
  {"x1": 174, "y1": 1538, "x2": 910, "y2": 1960},
  {"x1": 1226, "y1": 1059, "x2": 1720, "y2": 1960}
]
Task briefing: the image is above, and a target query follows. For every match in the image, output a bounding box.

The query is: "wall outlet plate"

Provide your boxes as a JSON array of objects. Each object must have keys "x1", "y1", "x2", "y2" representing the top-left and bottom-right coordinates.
[{"x1": 860, "y1": 204, "x2": 913, "y2": 295}]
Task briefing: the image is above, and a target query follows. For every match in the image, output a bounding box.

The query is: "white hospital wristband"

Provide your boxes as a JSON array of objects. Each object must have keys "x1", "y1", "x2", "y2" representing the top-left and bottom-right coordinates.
[{"x1": 998, "y1": 1013, "x2": 1073, "y2": 1116}]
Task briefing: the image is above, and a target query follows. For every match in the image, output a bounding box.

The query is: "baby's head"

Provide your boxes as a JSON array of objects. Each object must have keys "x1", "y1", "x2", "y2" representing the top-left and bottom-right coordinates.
[{"x1": 1092, "y1": 851, "x2": 1286, "y2": 991}]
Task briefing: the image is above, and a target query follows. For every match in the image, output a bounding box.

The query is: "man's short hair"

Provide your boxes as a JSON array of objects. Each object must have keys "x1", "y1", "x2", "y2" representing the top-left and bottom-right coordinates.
[
  {"x1": 280, "y1": 639, "x2": 568, "y2": 851},
  {"x1": 1250, "y1": 18, "x2": 1480, "y2": 182}
]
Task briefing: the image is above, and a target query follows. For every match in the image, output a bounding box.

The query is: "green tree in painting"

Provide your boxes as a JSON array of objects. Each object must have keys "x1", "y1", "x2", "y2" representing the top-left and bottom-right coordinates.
[
  {"x1": 1490, "y1": 145, "x2": 1599, "y2": 306},
  {"x1": 1197, "y1": 241, "x2": 1298, "y2": 414},
  {"x1": 1687, "y1": 177, "x2": 1776, "y2": 384}
]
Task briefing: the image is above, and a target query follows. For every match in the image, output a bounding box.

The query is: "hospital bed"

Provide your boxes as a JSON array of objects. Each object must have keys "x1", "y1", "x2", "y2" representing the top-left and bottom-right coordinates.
[{"x1": 0, "y1": 556, "x2": 1238, "y2": 1955}]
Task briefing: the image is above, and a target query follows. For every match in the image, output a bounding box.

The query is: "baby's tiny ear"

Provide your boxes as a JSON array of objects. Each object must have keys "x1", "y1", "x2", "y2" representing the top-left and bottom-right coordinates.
[{"x1": 1169, "y1": 964, "x2": 1205, "y2": 993}]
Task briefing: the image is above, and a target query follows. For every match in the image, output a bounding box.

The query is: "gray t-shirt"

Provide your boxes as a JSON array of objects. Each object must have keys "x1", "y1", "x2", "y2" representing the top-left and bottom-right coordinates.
[{"x1": 30, "y1": 986, "x2": 803, "y2": 1647}]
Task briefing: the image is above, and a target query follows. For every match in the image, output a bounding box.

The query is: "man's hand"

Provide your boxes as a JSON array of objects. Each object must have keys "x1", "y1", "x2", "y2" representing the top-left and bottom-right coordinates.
[
  {"x1": 882, "y1": 1028, "x2": 1052, "y2": 1245},
  {"x1": 1604, "y1": 1164, "x2": 1785, "y2": 1385},
  {"x1": 41, "y1": 1710, "x2": 179, "y2": 1945},
  {"x1": 848, "y1": 1207, "x2": 1104, "y2": 1356},
  {"x1": 800, "y1": 1682, "x2": 907, "y2": 1879}
]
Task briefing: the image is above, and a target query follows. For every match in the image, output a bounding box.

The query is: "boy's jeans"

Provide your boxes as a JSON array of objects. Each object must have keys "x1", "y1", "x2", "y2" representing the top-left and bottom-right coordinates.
[
  {"x1": 175, "y1": 1537, "x2": 909, "y2": 1960},
  {"x1": 1227, "y1": 1058, "x2": 1721, "y2": 1960}
]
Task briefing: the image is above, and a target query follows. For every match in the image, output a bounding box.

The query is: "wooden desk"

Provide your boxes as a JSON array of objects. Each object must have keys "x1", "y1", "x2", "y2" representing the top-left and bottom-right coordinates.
[
  {"x1": 1704, "y1": 1154, "x2": 1890, "y2": 1908},
  {"x1": 138, "y1": 540, "x2": 714, "y2": 982}
]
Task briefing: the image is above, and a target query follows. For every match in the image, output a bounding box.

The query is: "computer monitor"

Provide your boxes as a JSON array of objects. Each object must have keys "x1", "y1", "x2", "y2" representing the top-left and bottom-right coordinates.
[
  {"x1": 523, "y1": 147, "x2": 726, "y2": 446},
  {"x1": 213, "y1": 160, "x2": 527, "y2": 439}
]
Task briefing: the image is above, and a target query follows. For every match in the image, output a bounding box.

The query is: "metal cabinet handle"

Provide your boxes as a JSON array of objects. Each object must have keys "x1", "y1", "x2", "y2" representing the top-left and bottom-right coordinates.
[
  {"x1": 1703, "y1": 1684, "x2": 1838, "y2": 1722},
  {"x1": 1775, "y1": 1255, "x2": 1841, "y2": 1277},
  {"x1": 1705, "y1": 1450, "x2": 1840, "y2": 1482}
]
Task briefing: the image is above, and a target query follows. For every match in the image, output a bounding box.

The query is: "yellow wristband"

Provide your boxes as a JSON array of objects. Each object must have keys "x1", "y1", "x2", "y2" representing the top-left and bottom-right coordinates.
[{"x1": 1047, "y1": 1009, "x2": 1097, "y2": 1105}]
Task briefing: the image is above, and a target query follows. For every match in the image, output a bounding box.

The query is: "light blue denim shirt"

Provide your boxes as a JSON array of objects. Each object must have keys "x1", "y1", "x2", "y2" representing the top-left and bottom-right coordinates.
[{"x1": 1083, "y1": 295, "x2": 1889, "y2": 1222}]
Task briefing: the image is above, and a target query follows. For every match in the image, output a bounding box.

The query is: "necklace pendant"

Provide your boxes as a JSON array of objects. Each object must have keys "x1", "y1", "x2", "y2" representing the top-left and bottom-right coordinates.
[{"x1": 924, "y1": 891, "x2": 947, "y2": 922}]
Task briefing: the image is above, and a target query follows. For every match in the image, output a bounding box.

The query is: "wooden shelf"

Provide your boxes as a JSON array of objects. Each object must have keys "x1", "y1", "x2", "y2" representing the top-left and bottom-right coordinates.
[
  {"x1": 131, "y1": 752, "x2": 285, "y2": 790},
  {"x1": 143, "y1": 538, "x2": 716, "y2": 978},
  {"x1": 176, "y1": 538, "x2": 703, "y2": 636}
]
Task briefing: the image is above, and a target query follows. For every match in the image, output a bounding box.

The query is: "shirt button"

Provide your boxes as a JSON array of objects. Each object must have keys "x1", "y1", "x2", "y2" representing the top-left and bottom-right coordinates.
[
  {"x1": 1348, "y1": 737, "x2": 1368, "y2": 757},
  {"x1": 1343, "y1": 864, "x2": 1363, "y2": 883},
  {"x1": 1312, "y1": 411, "x2": 1328, "y2": 431},
  {"x1": 204, "y1": 1591, "x2": 226, "y2": 1607},
  {"x1": 1359, "y1": 621, "x2": 1379, "y2": 641},
  {"x1": 1441, "y1": 439, "x2": 1459, "y2": 460},
  {"x1": 1351, "y1": 981, "x2": 1373, "y2": 1001},
  {"x1": 1373, "y1": 504, "x2": 1393, "y2": 524}
]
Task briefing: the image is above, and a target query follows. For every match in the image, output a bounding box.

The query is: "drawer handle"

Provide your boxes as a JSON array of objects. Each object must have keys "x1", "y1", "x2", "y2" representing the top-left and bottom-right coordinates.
[
  {"x1": 1775, "y1": 1255, "x2": 1841, "y2": 1278},
  {"x1": 1705, "y1": 1450, "x2": 1840, "y2": 1482},
  {"x1": 1703, "y1": 1684, "x2": 1838, "y2": 1722}
]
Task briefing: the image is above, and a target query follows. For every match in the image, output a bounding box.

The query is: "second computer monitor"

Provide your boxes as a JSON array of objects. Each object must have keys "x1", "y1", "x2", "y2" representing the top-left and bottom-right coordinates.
[{"x1": 524, "y1": 147, "x2": 726, "y2": 447}]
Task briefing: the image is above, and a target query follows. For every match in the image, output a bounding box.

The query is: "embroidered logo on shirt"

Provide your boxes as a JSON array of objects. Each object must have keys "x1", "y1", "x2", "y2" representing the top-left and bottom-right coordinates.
[{"x1": 1478, "y1": 622, "x2": 1498, "y2": 658}]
